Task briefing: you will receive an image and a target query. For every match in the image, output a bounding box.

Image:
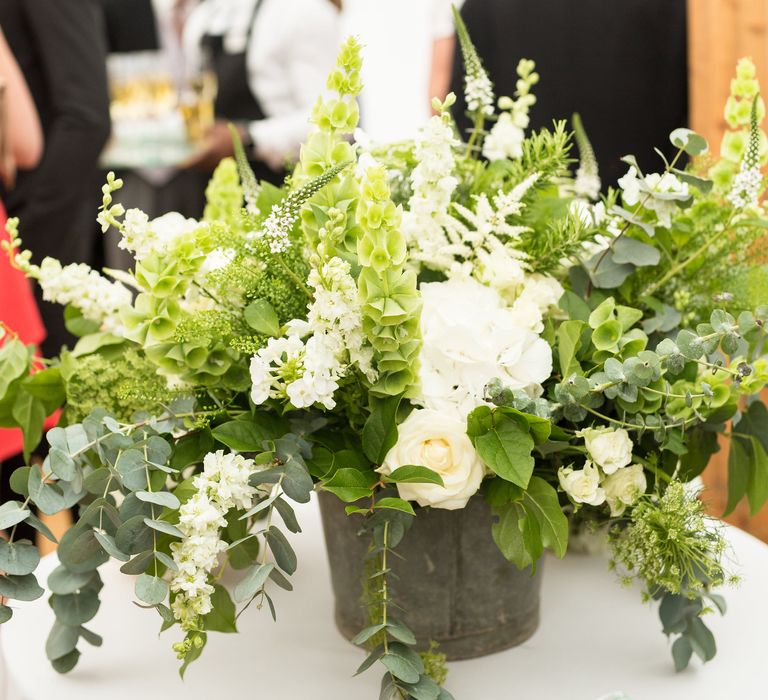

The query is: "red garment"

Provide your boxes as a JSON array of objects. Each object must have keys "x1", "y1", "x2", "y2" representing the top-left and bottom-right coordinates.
[{"x1": 0, "y1": 200, "x2": 50, "y2": 461}]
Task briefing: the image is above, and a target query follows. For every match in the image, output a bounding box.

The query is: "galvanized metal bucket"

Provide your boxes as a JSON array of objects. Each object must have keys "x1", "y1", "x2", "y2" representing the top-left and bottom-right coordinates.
[{"x1": 318, "y1": 491, "x2": 543, "y2": 660}]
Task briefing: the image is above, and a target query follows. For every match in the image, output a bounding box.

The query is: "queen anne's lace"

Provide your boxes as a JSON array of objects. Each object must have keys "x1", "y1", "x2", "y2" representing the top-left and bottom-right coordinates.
[{"x1": 170, "y1": 450, "x2": 257, "y2": 629}]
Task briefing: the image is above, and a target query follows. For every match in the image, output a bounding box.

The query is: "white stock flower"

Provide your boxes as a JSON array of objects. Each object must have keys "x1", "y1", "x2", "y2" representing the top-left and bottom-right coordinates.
[
  {"x1": 37, "y1": 257, "x2": 131, "y2": 333},
  {"x1": 416, "y1": 277, "x2": 553, "y2": 417},
  {"x1": 580, "y1": 427, "x2": 634, "y2": 475},
  {"x1": 120, "y1": 210, "x2": 201, "y2": 259},
  {"x1": 602, "y1": 463, "x2": 647, "y2": 516},
  {"x1": 558, "y1": 462, "x2": 606, "y2": 506},
  {"x1": 379, "y1": 409, "x2": 484, "y2": 510},
  {"x1": 171, "y1": 450, "x2": 257, "y2": 630}
]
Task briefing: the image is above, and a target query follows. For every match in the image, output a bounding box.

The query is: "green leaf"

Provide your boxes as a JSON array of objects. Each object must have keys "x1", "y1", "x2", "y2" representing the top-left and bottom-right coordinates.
[
  {"x1": 48, "y1": 566, "x2": 95, "y2": 595},
  {"x1": 22, "y1": 367, "x2": 65, "y2": 411},
  {"x1": 233, "y1": 563, "x2": 274, "y2": 603},
  {"x1": 556, "y1": 320, "x2": 585, "y2": 377},
  {"x1": 143, "y1": 518, "x2": 184, "y2": 539},
  {"x1": 687, "y1": 617, "x2": 716, "y2": 662},
  {"x1": 281, "y1": 461, "x2": 314, "y2": 504},
  {"x1": 362, "y1": 395, "x2": 402, "y2": 464},
  {"x1": 355, "y1": 644, "x2": 385, "y2": 675},
  {"x1": 244, "y1": 299, "x2": 280, "y2": 336},
  {"x1": 669, "y1": 127, "x2": 709, "y2": 156},
  {"x1": 672, "y1": 168, "x2": 713, "y2": 194},
  {"x1": 46, "y1": 620, "x2": 80, "y2": 661},
  {"x1": 746, "y1": 437, "x2": 768, "y2": 515},
  {"x1": 385, "y1": 619, "x2": 417, "y2": 645},
  {"x1": 585, "y1": 249, "x2": 634, "y2": 289},
  {"x1": 136, "y1": 490, "x2": 181, "y2": 510},
  {"x1": 491, "y1": 502, "x2": 532, "y2": 569},
  {"x1": 93, "y1": 530, "x2": 130, "y2": 562},
  {"x1": 612, "y1": 236, "x2": 661, "y2": 267},
  {"x1": 49, "y1": 447, "x2": 77, "y2": 481},
  {"x1": 51, "y1": 649, "x2": 81, "y2": 673},
  {"x1": 0, "y1": 605, "x2": 12, "y2": 623},
  {"x1": 273, "y1": 497, "x2": 301, "y2": 534},
  {"x1": 522, "y1": 477, "x2": 568, "y2": 558},
  {"x1": 0, "y1": 539, "x2": 40, "y2": 575},
  {"x1": 0, "y1": 500, "x2": 30, "y2": 529},
  {"x1": 0, "y1": 338, "x2": 29, "y2": 397},
  {"x1": 57, "y1": 526, "x2": 109, "y2": 574},
  {"x1": 265, "y1": 526, "x2": 297, "y2": 575},
  {"x1": 322, "y1": 467, "x2": 377, "y2": 502},
  {"x1": 212, "y1": 420, "x2": 269, "y2": 452},
  {"x1": 374, "y1": 497, "x2": 415, "y2": 516},
  {"x1": 9, "y1": 466, "x2": 30, "y2": 497},
  {"x1": 115, "y1": 449, "x2": 148, "y2": 491},
  {"x1": 50, "y1": 589, "x2": 100, "y2": 626},
  {"x1": 672, "y1": 636, "x2": 693, "y2": 671},
  {"x1": 79, "y1": 625, "x2": 103, "y2": 647},
  {"x1": 115, "y1": 516, "x2": 153, "y2": 555},
  {"x1": 204, "y1": 585, "x2": 238, "y2": 633},
  {"x1": 351, "y1": 623, "x2": 386, "y2": 646},
  {"x1": 135, "y1": 574, "x2": 168, "y2": 605},
  {"x1": 12, "y1": 390, "x2": 46, "y2": 459},
  {"x1": 0, "y1": 572, "x2": 44, "y2": 601},
  {"x1": 382, "y1": 465, "x2": 444, "y2": 486},
  {"x1": 119, "y1": 550, "x2": 154, "y2": 575},
  {"x1": 380, "y1": 642, "x2": 424, "y2": 684},
  {"x1": 474, "y1": 416, "x2": 535, "y2": 489},
  {"x1": 154, "y1": 550, "x2": 178, "y2": 572},
  {"x1": 725, "y1": 437, "x2": 751, "y2": 516}
]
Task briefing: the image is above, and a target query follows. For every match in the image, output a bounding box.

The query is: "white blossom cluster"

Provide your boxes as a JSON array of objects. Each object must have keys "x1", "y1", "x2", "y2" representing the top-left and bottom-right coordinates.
[
  {"x1": 37, "y1": 257, "x2": 131, "y2": 333},
  {"x1": 727, "y1": 160, "x2": 762, "y2": 208},
  {"x1": 558, "y1": 428, "x2": 647, "y2": 516},
  {"x1": 617, "y1": 167, "x2": 689, "y2": 229},
  {"x1": 465, "y1": 72, "x2": 495, "y2": 117},
  {"x1": 249, "y1": 256, "x2": 375, "y2": 410},
  {"x1": 574, "y1": 166, "x2": 602, "y2": 202},
  {"x1": 253, "y1": 202, "x2": 294, "y2": 254},
  {"x1": 119, "y1": 210, "x2": 202, "y2": 260},
  {"x1": 170, "y1": 450, "x2": 257, "y2": 629},
  {"x1": 403, "y1": 113, "x2": 460, "y2": 271}
]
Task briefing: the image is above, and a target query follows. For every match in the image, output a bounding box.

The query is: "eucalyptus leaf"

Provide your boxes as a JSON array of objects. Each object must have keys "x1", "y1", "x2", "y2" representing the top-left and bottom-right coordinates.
[
  {"x1": 93, "y1": 530, "x2": 130, "y2": 562},
  {"x1": 136, "y1": 490, "x2": 181, "y2": 510},
  {"x1": 0, "y1": 539, "x2": 40, "y2": 575},
  {"x1": 58, "y1": 526, "x2": 109, "y2": 574},
  {"x1": 50, "y1": 589, "x2": 100, "y2": 626},
  {"x1": 48, "y1": 566, "x2": 95, "y2": 595},
  {"x1": 120, "y1": 550, "x2": 154, "y2": 575},
  {"x1": 612, "y1": 236, "x2": 661, "y2": 267},
  {"x1": 265, "y1": 526, "x2": 297, "y2": 575},
  {"x1": 233, "y1": 563, "x2": 274, "y2": 603},
  {"x1": 672, "y1": 636, "x2": 693, "y2": 671},
  {"x1": 273, "y1": 497, "x2": 302, "y2": 534},
  {"x1": 135, "y1": 574, "x2": 168, "y2": 605},
  {"x1": 143, "y1": 518, "x2": 184, "y2": 538},
  {"x1": 0, "y1": 572, "x2": 44, "y2": 601},
  {"x1": 0, "y1": 605, "x2": 12, "y2": 623},
  {"x1": 0, "y1": 500, "x2": 30, "y2": 530},
  {"x1": 46, "y1": 620, "x2": 80, "y2": 661}
]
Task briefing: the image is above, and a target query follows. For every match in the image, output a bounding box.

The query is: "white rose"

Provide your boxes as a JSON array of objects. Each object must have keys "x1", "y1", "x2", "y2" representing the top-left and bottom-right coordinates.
[
  {"x1": 379, "y1": 409, "x2": 484, "y2": 510},
  {"x1": 602, "y1": 464, "x2": 647, "y2": 516},
  {"x1": 558, "y1": 461, "x2": 605, "y2": 506},
  {"x1": 580, "y1": 427, "x2": 634, "y2": 475}
]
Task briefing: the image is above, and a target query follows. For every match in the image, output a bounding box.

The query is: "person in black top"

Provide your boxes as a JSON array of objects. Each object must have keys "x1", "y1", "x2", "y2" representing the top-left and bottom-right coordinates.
[
  {"x1": 450, "y1": 0, "x2": 688, "y2": 188},
  {"x1": 0, "y1": 0, "x2": 111, "y2": 356}
]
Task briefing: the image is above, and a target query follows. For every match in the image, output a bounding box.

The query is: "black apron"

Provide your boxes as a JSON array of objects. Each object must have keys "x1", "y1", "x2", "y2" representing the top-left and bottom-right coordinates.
[{"x1": 201, "y1": 0, "x2": 285, "y2": 185}]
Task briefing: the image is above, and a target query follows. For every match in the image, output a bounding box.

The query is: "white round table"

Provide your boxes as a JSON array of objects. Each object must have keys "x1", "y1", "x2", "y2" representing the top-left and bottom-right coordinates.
[{"x1": 2, "y1": 496, "x2": 767, "y2": 700}]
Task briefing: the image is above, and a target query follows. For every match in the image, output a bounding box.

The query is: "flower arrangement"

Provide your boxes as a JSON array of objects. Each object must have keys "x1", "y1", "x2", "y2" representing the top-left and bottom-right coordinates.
[{"x1": 2, "y1": 16, "x2": 768, "y2": 698}]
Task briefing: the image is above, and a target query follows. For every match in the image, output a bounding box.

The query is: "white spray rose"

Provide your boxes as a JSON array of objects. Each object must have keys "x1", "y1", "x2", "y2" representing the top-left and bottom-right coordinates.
[
  {"x1": 580, "y1": 427, "x2": 634, "y2": 475},
  {"x1": 417, "y1": 277, "x2": 553, "y2": 417},
  {"x1": 602, "y1": 464, "x2": 647, "y2": 516},
  {"x1": 558, "y1": 461, "x2": 606, "y2": 506},
  {"x1": 379, "y1": 409, "x2": 484, "y2": 510}
]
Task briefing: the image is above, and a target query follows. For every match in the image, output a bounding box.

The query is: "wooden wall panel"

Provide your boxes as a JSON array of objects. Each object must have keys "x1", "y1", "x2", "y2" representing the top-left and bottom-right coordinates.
[{"x1": 689, "y1": 0, "x2": 768, "y2": 541}]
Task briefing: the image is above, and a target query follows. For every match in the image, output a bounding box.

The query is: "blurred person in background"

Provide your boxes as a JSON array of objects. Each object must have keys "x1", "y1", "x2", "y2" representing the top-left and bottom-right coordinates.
[
  {"x1": 342, "y1": 0, "x2": 456, "y2": 141},
  {"x1": 0, "y1": 26, "x2": 45, "y2": 528},
  {"x1": 0, "y1": 0, "x2": 111, "y2": 357},
  {"x1": 183, "y1": 0, "x2": 341, "y2": 182},
  {"x1": 450, "y1": 0, "x2": 688, "y2": 187}
]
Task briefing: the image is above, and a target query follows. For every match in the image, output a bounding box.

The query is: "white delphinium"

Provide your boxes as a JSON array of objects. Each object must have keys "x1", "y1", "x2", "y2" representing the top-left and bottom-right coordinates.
[
  {"x1": 417, "y1": 277, "x2": 553, "y2": 418},
  {"x1": 617, "y1": 167, "x2": 689, "y2": 229},
  {"x1": 170, "y1": 450, "x2": 257, "y2": 629},
  {"x1": 403, "y1": 105, "x2": 460, "y2": 272},
  {"x1": 728, "y1": 97, "x2": 763, "y2": 209},
  {"x1": 36, "y1": 258, "x2": 131, "y2": 333},
  {"x1": 482, "y1": 60, "x2": 538, "y2": 161}
]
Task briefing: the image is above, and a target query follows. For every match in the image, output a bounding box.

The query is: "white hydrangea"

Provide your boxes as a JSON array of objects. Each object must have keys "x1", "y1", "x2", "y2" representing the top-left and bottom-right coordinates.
[
  {"x1": 119, "y1": 210, "x2": 202, "y2": 260},
  {"x1": 37, "y1": 257, "x2": 131, "y2": 333},
  {"x1": 402, "y1": 113, "x2": 460, "y2": 272},
  {"x1": 171, "y1": 450, "x2": 257, "y2": 629},
  {"x1": 416, "y1": 277, "x2": 553, "y2": 418},
  {"x1": 617, "y1": 167, "x2": 689, "y2": 229}
]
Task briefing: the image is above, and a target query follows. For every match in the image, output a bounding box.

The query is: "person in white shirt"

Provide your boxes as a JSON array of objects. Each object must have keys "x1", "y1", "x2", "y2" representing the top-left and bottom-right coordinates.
[{"x1": 183, "y1": 0, "x2": 340, "y2": 181}]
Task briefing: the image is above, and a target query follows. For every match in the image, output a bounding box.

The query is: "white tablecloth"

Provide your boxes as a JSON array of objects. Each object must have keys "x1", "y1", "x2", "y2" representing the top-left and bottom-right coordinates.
[{"x1": 2, "y1": 496, "x2": 767, "y2": 700}]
